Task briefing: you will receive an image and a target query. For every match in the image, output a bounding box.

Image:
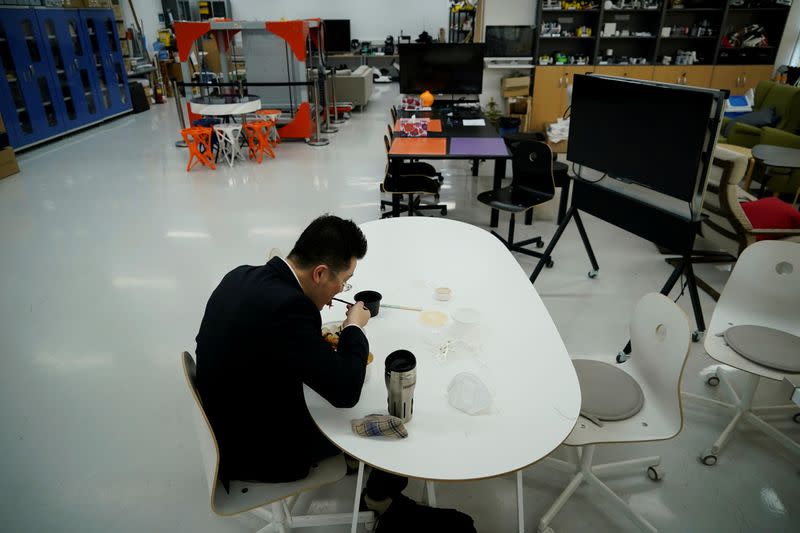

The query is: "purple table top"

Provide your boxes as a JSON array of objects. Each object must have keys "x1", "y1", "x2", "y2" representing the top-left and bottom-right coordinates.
[{"x1": 449, "y1": 137, "x2": 509, "y2": 157}]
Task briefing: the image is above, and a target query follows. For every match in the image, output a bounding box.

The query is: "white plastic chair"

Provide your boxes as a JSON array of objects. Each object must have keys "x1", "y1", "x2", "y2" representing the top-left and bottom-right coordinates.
[
  {"x1": 180, "y1": 352, "x2": 375, "y2": 532},
  {"x1": 214, "y1": 123, "x2": 245, "y2": 167},
  {"x1": 681, "y1": 241, "x2": 800, "y2": 466},
  {"x1": 535, "y1": 293, "x2": 691, "y2": 533}
]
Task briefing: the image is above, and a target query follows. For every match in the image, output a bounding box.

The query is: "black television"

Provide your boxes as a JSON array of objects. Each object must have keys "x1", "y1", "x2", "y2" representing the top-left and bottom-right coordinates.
[
  {"x1": 485, "y1": 26, "x2": 535, "y2": 58},
  {"x1": 323, "y1": 19, "x2": 351, "y2": 53},
  {"x1": 399, "y1": 43, "x2": 485, "y2": 95},
  {"x1": 568, "y1": 74, "x2": 722, "y2": 204}
]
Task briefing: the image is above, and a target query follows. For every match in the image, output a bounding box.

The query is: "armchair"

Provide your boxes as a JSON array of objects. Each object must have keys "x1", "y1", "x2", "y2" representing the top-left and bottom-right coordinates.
[
  {"x1": 720, "y1": 81, "x2": 800, "y2": 149},
  {"x1": 690, "y1": 145, "x2": 800, "y2": 300},
  {"x1": 702, "y1": 146, "x2": 800, "y2": 256}
]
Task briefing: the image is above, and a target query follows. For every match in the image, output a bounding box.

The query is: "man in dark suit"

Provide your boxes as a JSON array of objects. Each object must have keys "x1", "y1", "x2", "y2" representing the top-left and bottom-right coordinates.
[
  {"x1": 195, "y1": 215, "x2": 371, "y2": 483},
  {"x1": 194, "y1": 215, "x2": 476, "y2": 531}
]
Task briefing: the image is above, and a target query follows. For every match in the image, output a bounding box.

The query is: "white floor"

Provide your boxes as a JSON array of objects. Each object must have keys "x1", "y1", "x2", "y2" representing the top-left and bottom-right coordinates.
[{"x1": 0, "y1": 84, "x2": 798, "y2": 533}]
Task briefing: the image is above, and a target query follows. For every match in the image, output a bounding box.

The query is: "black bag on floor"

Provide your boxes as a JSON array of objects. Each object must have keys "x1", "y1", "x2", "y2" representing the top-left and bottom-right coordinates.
[
  {"x1": 375, "y1": 495, "x2": 476, "y2": 533},
  {"x1": 129, "y1": 82, "x2": 150, "y2": 114}
]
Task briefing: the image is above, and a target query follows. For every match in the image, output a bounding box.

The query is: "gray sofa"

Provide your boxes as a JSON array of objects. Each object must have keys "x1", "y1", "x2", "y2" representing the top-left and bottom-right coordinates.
[{"x1": 333, "y1": 66, "x2": 374, "y2": 110}]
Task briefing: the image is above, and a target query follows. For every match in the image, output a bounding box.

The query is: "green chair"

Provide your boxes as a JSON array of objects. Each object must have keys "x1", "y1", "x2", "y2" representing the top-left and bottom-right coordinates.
[{"x1": 719, "y1": 81, "x2": 800, "y2": 149}]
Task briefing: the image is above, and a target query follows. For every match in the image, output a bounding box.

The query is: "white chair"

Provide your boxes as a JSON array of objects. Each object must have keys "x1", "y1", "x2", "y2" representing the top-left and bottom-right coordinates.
[
  {"x1": 214, "y1": 123, "x2": 244, "y2": 167},
  {"x1": 535, "y1": 293, "x2": 691, "y2": 533},
  {"x1": 180, "y1": 352, "x2": 375, "y2": 532},
  {"x1": 681, "y1": 241, "x2": 800, "y2": 466}
]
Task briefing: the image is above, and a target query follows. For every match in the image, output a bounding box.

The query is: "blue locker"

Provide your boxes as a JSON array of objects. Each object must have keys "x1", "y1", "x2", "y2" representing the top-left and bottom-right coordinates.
[
  {"x1": 79, "y1": 9, "x2": 131, "y2": 117},
  {"x1": 34, "y1": 8, "x2": 103, "y2": 130},
  {"x1": 0, "y1": 7, "x2": 66, "y2": 148}
]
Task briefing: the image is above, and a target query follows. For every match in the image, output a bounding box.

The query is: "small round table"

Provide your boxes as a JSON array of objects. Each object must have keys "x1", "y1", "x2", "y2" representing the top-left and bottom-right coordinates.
[
  {"x1": 751, "y1": 144, "x2": 800, "y2": 198},
  {"x1": 189, "y1": 94, "x2": 262, "y2": 117}
]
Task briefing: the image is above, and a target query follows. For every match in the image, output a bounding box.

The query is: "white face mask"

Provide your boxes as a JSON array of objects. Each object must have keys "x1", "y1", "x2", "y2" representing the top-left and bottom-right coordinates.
[{"x1": 447, "y1": 372, "x2": 493, "y2": 416}]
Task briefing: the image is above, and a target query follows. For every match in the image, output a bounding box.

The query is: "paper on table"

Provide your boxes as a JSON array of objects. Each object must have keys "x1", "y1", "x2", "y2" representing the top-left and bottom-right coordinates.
[{"x1": 462, "y1": 119, "x2": 486, "y2": 126}]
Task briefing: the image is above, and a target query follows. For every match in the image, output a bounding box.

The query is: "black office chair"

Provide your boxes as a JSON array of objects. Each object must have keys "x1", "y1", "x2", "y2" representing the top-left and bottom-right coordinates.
[
  {"x1": 380, "y1": 135, "x2": 448, "y2": 218},
  {"x1": 477, "y1": 140, "x2": 555, "y2": 267},
  {"x1": 390, "y1": 106, "x2": 398, "y2": 123}
]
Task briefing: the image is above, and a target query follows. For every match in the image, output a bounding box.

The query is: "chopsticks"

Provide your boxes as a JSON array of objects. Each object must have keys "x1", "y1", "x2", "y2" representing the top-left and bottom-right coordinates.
[
  {"x1": 331, "y1": 298, "x2": 422, "y2": 312},
  {"x1": 381, "y1": 304, "x2": 423, "y2": 312}
]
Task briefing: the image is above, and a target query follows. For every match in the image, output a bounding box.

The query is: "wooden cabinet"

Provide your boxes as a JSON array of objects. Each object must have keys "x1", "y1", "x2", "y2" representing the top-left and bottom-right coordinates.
[
  {"x1": 652, "y1": 66, "x2": 714, "y2": 88},
  {"x1": 531, "y1": 66, "x2": 593, "y2": 133},
  {"x1": 710, "y1": 65, "x2": 774, "y2": 96},
  {"x1": 592, "y1": 66, "x2": 654, "y2": 81}
]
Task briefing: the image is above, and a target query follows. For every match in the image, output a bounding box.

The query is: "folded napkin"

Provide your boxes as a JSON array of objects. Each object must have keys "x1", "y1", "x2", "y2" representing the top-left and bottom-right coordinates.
[{"x1": 351, "y1": 414, "x2": 408, "y2": 439}]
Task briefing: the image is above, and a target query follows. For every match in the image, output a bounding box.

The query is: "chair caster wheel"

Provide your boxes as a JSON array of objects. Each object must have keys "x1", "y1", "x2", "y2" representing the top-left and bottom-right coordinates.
[
  {"x1": 793, "y1": 413, "x2": 800, "y2": 424},
  {"x1": 440, "y1": 208, "x2": 447, "y2": 215},
  {"x1": 616, "y1": 351, "x2": 630, "y2": 363},
  {"x1": 647, "y1": 465, "x2": 665, "y2": 481},
  {"x1": 536, "y1": 240, "x2": 545, "y2": 248},
  {"x1": 706, "y1": 375, "x2": 720, "y2": 387},
  {"x1": 588, "y1": 270, "x2": 598, "y2": 279},
  {"x1": 692, "y1": 331, "x2": 702, "y2": 342},
  {"x1": 546, "y1": 259, "x2": 554, "y2": 268},
  {"x1": 700, "y1": 450, "x2": 718, "y2": 466}
]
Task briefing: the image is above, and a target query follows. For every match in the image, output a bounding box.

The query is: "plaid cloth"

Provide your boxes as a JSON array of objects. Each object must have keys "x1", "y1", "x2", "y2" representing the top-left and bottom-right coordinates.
[{"x1": 351, "y1": 414, "x2": 408, "y2": 439}]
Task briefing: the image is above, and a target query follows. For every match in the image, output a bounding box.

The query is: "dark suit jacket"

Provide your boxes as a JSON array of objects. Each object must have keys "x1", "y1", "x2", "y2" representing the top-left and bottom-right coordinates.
[{"x1": 195, "y1": 257, "x2": 369, "y2": 483}]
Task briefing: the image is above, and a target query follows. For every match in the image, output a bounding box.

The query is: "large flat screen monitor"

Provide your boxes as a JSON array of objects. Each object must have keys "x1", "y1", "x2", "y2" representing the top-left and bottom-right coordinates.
[
  {"x1": 323, "y1": 19, "x2": 351, "y2": 53},
  {"x1": 568, "y1": 74, "x2": 719, "y2": 203},
  {"x1": 485, "y1": 26, "x2": 535, "y2": 57},
  {"x1": 399, "y1": 44, "x2": 485, "y2": 95}
]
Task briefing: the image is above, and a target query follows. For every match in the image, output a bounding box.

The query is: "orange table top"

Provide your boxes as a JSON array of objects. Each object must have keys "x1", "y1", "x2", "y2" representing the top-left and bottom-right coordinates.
[{"x1": 389, "y1": 137, "x2": 447, "y2": 156}]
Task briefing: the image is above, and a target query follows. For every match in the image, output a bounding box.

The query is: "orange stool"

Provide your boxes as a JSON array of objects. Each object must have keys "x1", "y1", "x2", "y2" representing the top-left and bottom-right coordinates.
[
  {"x1": 256, "y1": 109, "x2": 282, "y2": 146},
  {"x1": 181, "y1": 126, "x2": 216, "y2": 172},
  {"x1": 243, "y1": 120, "x2": 275, "y2": 163}
]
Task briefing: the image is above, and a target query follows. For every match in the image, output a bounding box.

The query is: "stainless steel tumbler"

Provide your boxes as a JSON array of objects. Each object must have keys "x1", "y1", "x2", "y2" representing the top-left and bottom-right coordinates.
[{"x1": 384, "y1": 350, "x2": 417, "y2": 423}]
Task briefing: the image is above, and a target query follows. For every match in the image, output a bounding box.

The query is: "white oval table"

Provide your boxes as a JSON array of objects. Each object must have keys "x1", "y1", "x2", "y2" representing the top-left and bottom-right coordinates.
[
  {"x1": 189, "y1": 95, "x2": 262, "y2": 116},
  {"x1": 303, "y1": 217, "x2": 581, "y2": 532}
]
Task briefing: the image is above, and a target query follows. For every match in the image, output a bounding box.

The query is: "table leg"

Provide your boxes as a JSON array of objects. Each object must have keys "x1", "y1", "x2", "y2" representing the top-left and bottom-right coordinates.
[
  {"x1": 491, "y1": 159, "x2": 506, "y2": 228},
  {"x1": 424, "y1": 480, "x2": 437, "y2": 507},
  {"x1": 350, "y1": 461, "x2": 365, "y2": 533},
  {"x1": 472, "y1": 158, "x2": 479, "y2": 177},
  {"x1": 558, "y1": 180, "x2": 571, "y2": 225}
]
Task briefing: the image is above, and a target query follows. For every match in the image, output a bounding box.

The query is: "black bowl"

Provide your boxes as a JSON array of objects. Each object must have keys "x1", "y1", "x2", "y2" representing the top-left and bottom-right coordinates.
[{"x1": 354, "y1": 290, "x2": 382, "y2": 317}]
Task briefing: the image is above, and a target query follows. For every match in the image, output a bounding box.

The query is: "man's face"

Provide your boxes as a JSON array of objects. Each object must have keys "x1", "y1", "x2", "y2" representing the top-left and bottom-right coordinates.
[{"x1": 311, "y1": 257, "x2": 356, "y2": 310}]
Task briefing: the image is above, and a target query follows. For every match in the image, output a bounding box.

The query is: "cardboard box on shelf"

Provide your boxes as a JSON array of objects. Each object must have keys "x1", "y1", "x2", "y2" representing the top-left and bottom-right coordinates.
[
  {"x1": 62, "y1": 0, "x2": 87, "y2": 7},
  {"x1": 502, "y1": 76, "x2": 530, "y2": 98},
  {"x1": 112, "y1": 4, "x2": 123, "y2": 19},
  {"x1": 86, "y1": 0, "x2": 112, "y2": 7},
  {"x1": 0, "y1": 146, "x2": 20, "y2": 180}
]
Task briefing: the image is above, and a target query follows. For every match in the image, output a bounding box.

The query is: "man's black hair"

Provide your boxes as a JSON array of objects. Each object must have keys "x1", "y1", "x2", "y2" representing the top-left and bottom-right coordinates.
[{"x1": 287, "y1": 214, "x2": 368, "y2": 272}]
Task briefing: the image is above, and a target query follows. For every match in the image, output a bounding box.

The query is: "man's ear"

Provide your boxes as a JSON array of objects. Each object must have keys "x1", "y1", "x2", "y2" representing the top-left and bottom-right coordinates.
[{"x1": 311, "y1": 264, "x2": 328, "y2": 285}]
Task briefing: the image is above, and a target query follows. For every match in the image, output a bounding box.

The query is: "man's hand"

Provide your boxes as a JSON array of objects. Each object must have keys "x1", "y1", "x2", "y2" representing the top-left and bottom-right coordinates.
[{"x1": 343, "y1": 301, "x2": 371, "y2": 328}]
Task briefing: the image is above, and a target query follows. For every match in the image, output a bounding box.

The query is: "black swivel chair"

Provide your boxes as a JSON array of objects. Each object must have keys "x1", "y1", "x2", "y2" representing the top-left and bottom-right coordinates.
[
  {"x1": 477, "y1": 140, "x2": 555, "y2": 267},
  {"x1": 390, "y1": 106, "x2": 398, "y2": 123},
  {"x1": 380, "y1": 135, "x2": 448, "y2": 218}
]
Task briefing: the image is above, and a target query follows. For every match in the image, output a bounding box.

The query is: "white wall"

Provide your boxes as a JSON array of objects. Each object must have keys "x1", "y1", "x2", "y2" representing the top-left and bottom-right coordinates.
[
  {"x1": 123, "y1": 0, "x2": 537, "y2": 108},
  {"x1": 775, "y1": 0, "x2": 800, "y2": 70},
  {"x1": 231, "y1": 0, "x2": 450, "y2": 43},
  {"x1": 480, "y1": 0, "x2": 537, "y2": 109},
  {"x1": 124, "y1": 0, "x2": 452, "y2": 62},
  {"x1": 124, "y1": 0, "x2": 163, "y2": 54}
]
